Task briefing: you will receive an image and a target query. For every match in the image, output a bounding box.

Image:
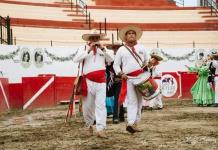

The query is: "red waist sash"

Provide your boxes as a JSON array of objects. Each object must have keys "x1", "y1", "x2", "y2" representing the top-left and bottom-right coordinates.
[
  {"x1": 119, "y1": 69, "x2": 144, "y2": 104},
  {"x1": 81, "y1": 70, "x2": 106, "y2": 97}
]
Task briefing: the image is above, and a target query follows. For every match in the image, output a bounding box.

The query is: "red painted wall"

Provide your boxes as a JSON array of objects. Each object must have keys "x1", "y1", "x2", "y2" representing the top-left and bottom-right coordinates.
[
  {"x1": 9, "y1": 83, "x2": 23, "y2": 109},
  {"x1": 0, "y1": 78, "x2": 9, "y2": 113},
  {"x1": 55, "y1": 77, "x2": 76, "y2": 104},
  {"x1": 178, "y1": 71, "x2": 197, "y2": 100},
  {"x1": 22, "y1": 76, "x2": 55, "y2": 109}
]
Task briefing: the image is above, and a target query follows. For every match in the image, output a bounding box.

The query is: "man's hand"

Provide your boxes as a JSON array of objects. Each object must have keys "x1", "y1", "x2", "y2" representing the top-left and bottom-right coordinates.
[
  {"x1": 121, "y1": 74, "x2": 128, "y2": 80},
  {"x1": 99, "y1": 43, "x2": 105, "y2": 50}
]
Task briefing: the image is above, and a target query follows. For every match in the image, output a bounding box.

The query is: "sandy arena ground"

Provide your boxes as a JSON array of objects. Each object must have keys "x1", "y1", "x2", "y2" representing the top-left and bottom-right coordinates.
[{"x1": 0, "y1": 100, "x2": 218, "y2": 150}]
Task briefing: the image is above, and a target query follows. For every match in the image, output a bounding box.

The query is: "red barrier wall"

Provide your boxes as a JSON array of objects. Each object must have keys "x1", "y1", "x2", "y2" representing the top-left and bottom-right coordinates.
[
  {"x1": 0, "y1": 78, "x2": 9, "y2": 112},
  {"x1": 178, "y1": 71, "x2": 197, "y2": 100},
  {"x1": 55, "y1": 77, "x2": 76, "y2": 104},
  {"x1": 22, "y1": 76, "x2": 55, "y2": 109},
  {"x1": 9, "y1": 83, "x2": 23, "y2": 109}
]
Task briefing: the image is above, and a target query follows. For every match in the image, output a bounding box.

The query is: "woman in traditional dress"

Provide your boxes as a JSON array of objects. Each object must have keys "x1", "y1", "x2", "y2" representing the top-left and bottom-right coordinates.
[{"x1": 185, "y1": 60, "x2": 215, "y2": 106}]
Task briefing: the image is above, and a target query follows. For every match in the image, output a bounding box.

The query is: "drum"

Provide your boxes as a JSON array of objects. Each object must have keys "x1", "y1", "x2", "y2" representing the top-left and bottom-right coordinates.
[{"x1": 131, "y1": 73, "x2": 160, "y2": 100}]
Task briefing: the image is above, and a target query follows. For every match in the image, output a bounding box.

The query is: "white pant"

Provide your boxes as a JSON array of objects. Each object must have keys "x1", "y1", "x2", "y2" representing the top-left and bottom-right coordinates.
[
  {"x1": 82, "y1": 79, "x2": 107, "y2": 131},
  {"x1": 149, "y1": 79, "x2": 163, "y2": 108},
  {"x1": 149, "y1": 93, "x2": 163, "y2": 108},
  {"x1": 215, "y1": 77, "x2": 218, "y2": 104},
  {"x1": 126, "y1": 79, "x2": 143, "y2": 126}
]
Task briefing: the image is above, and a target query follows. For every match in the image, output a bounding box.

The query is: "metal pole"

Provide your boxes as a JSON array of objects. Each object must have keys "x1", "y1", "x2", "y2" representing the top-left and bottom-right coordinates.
[
  {"x1": 112, "y1": 33, "x2": 114, "y2": 45},
  {"x1": 0, "y1": 22, "x2": 2, "y2": 44},
  {"x1": 116, "y1": 28, "x2": 119, "y2": 40},
  {"x1": 99, "y1": 22, "x2": 101, "y2": 34},
  {"x1": 104, "y1": 18, "x2": 107, "y2": 35},
  {"x1": 51, "y1": 40, "x2": 53, "y2": 47},
  {"x1": 89, "y1": 12, "x2": 91, "y2": 29},
  {"x1": 71, "y1": 0, "x2": 73, "y2": 10},
  {"x1": 85, "y1": 5, "x2": 88, "y2": 24},
  {"x1": 193, "y1": 41, "x2": 195, "y2": 48},
  {"x1": 10, "y1": 29, "x2": 13, "y2": 45},
  {"x1": 14, "y1": 37, "x2": 16, "y2": 45},
  {"x1": 76, "y1": 0, "x2": 78, "y2": 14},
  {"x1": 6, "y1": 16, "x2": 11, "y2": 45},
  {"x1": 211, "y1": 3, "x2": 213, "y2": 16}
]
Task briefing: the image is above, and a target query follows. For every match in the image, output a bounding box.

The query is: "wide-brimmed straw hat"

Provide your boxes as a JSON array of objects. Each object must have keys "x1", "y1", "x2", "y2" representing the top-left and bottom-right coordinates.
[
  {"x1": 212, "y1": 51, "x2": 218, "y2": 60},
  {"x1": 119, "y1": 25, "x2": 142, "y2": 42},
  {"x1": 150, "y1": 50, "x2": 163, "y2": 61},
  {"x1": 82, "y1": 29, "x2": 106, "y2": 41}
]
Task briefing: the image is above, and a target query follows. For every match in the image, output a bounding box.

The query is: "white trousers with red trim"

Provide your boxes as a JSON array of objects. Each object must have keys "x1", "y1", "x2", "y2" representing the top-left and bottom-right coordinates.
[
  {"x1": 82, "y1": 79, "x2": 107, "y2": 131},
  {"x1": 126, "y1": 79, "x2": 143, "y2": 126},
  {"x1": 215, "y1": 77, "x2": 218, "y2": 104}
]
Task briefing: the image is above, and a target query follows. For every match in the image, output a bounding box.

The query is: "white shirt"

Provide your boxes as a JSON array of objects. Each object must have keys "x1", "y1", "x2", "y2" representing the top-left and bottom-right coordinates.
[
  {"x1": 73, "y1": 45, "x2": 114, "y2": 75},
  {"x1": 212, "y1": 60, "x2": 218, "y2": 75},
  {"x1": 150, "y1": 65, "x2": 161, "y2": 78},
  {"x1": 113, "y1": 43, "x2": 148, "y2": 75}
]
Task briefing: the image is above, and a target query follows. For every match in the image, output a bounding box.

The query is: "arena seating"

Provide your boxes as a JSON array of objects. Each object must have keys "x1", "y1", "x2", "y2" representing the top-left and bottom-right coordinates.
[
  {"x1": 12, "y1": 26, "x2": 218, "y2": 48},
  {"x1": 0, "y1": 0, "x2": 217, "y2": 48}
]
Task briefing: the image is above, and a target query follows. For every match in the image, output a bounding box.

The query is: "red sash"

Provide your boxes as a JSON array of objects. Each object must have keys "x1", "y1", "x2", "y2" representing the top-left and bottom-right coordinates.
[
  {"x1": 81, "y1": 70, "x2": 106, "y2": 97},
  {"x1": 119, "y1": 69, "x2": 144, "y2": 104}
]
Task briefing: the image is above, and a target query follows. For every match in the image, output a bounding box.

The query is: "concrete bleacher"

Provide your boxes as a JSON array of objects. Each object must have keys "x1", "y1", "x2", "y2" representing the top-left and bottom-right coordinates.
[
  {"x1": 1, "y1": 0, "x2": 217, "y2": 26},
  {"x1": 0, "y1": 0, "x2": 217, "y2": 48},
  {"x1": 12, "y1": 26, "x2": 218, "y2": 48},
  {"x1": 89, "y1": 9, "x2": 213, "y2": 23},
  {"x1": 0, "y1": 3, "x2": 83, "y2": 21}
]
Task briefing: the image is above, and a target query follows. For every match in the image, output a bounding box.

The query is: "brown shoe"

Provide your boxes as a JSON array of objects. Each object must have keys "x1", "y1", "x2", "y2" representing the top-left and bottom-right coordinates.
[
  {"x1": 96, "y1": 130, "x2": 107, "y2": 139},
  {"x1": 126, "y1": 125, "x2": 136, "y2": 134},
  {"x1": 132, "y1": 124, "x2": 143, "y2": 132}
]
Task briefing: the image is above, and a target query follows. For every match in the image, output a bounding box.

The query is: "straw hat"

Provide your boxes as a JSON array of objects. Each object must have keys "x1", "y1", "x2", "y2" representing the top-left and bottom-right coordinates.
[
  {"x1": 212, "y1": 51, "x2": 218, "y2": 60},
  {"x1": 150, "y1": 50, "x2": 163, "y2": 61},
  {"x1": 119, "y1": 25, "x2": 142, "y2": 42},
  {"x1": 106, "y1": 43, "x2": 122, "y2": 50},
  {"x1": 82, "y1": 29, "x2": 106, "y2": 41}
]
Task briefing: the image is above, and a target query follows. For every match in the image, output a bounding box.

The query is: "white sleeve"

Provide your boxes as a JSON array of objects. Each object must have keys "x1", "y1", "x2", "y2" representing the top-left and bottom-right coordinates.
[
  {"x1": 113, "y1": 48, "x2": 122, "y2": 75},
  {"x1": 104, "y1": 47, "x2": 114, "y2": 64},
  {"x1": 141, "y1": 44, "x2": 148, "y2": 64},
  {"x1": 73, "y1": 45, "x2": 89, "y2": 63},
  {"x1": 152, "y1": 66, "x2": 161, "y2": 78},
  {"x1": 144, "y1": 50, "x2": 148, "y2": 64},
  {"x1": 212, "y1": 60, "x2": 218, "y2": 68}
]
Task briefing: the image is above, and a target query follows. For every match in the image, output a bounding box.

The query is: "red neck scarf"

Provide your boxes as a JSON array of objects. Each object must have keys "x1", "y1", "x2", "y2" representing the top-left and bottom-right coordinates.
[{"x1": 88, "y1": 43, "x2": 97, "y2": 55}]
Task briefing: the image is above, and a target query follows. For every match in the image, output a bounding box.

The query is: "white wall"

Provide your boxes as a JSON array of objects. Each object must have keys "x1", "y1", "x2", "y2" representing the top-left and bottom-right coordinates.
[
  {"x1": 0, "y1": 44, "x2": 79, "y2": 83},
  {"x1": 0, "y1": 44, "x2": 216, "y2": 83}
]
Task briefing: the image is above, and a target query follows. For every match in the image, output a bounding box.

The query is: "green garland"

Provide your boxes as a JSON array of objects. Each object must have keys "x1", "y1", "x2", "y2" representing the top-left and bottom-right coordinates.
[
  {"x1": 44, "y1": 49, "x2": 78, "y2": 62},
  {"x1": 0, "y1": 47, "x2": 20, "y2": 60},
  {"x1": 160, "y1": 49, "x2": 195, "y2": 62}
]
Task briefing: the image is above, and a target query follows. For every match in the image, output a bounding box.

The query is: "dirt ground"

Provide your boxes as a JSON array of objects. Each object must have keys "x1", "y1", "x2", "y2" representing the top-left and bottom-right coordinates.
[{"x1": 0, "y1": 100, "x2": 218, "y2": 150}]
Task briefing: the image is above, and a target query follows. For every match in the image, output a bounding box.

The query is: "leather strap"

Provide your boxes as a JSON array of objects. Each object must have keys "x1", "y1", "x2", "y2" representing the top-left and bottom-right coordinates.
[{"x1": 124, "y1": 45, "x2": 143, "y2": 68}]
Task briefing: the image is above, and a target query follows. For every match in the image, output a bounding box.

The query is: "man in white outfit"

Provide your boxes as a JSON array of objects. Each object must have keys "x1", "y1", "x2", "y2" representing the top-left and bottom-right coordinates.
[
  {"x1": 148, "y1": 51, "x2": 163, "y2": 109},
  {"x1": 74, "y1": 30, "x2": 114, "y2": 138},
  {"x1": 113, "y1": 26, "x2": 148, "y2": 133},
  {"x1": 212, "y1": 52, "x2": 218, "y2": 107}
]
